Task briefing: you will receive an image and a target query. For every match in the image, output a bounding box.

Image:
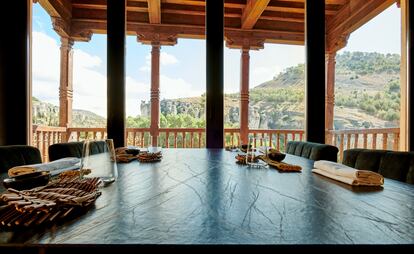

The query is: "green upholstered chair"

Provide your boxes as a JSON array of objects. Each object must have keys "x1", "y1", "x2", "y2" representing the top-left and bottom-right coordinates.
[
  {"x1": 0, "y1": 145, "x2": 42, "y2": 173},
  {"x1": 48, "y1": 141, "x2": 107, "y2": 162},
  {"x1": 342, "y1": 148, "x2": 414, "y2": 184},
  {"x1": 285, "y1": 141, "x2": 339, "y2": 162}
]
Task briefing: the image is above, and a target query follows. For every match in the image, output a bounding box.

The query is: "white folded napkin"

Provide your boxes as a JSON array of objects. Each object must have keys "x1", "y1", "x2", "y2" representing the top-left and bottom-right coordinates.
[
  {"x1": 312, "y1": 160, "x2": 384, "y2": 186},
  {"x1": 8, "y1": 157, "x2": 81, "y2": 177}
]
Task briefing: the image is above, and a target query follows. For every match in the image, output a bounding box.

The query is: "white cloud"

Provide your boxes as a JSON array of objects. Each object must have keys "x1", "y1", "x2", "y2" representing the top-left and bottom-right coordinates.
[
  {"x1": 139, "y1": 52, "x2": 178, "y2": 72},
  {"x1": 33, "y1": 31, "x2": 146, "y2": 118},
  {"x1": 160, "y1": 75, "x2": 202, "y2": 99},
  {"x1": 32, "y1": 31, "x2": 60, "y2": 83},
  {"x1": 161, "y1": 52, "x2": 179, "y2": 65},
  {"x1": 126, "y1": 76, "x2": 150, "y2": 116}
]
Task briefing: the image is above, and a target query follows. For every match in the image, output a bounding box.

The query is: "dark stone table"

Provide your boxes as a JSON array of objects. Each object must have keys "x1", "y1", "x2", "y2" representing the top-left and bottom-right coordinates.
[{"x1": 0, "y1": 149, "x2": 413, "y2": 247}]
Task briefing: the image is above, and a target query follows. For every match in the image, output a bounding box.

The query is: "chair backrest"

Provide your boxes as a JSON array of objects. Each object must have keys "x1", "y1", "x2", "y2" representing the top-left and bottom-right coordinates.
[
  {"x1": 48, "y1": 141, "x2": 107, "y2": 162},
  {"x1": 285, "y1": 141, "x2": 339, "y2": 162},
  {"x1": 342, "y1": 148, "x2": 414, "y2": 184},
  {"x1": 0, "y1": 145, "x2": 42, "y2": 173}
]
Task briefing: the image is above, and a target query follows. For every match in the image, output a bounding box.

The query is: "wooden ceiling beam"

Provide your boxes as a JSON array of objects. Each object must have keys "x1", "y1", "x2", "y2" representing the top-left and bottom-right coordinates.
[
  {"x1": 38, "y1": 0, "x2": 72, "y2": 21},
  {"x1": 70, "y1": 20, "x2": 304, "y2": 45},
  {"x1": 326, "y1": 0, "x2": 396, "y2": 52},
  {"x1": 242, "y1": 0, "x2": 271, "y2": 29},
  {"x1": 160, "y1": 0, "x2": 245, "y2": 9},
  {"x1": 38, "y1": 0, "x2": 72, "y2": 37},
  {"x1": 276, "y1": 0, "x2": 347, "y2": 4},
  {"x1": 266, "y1": 5, "x2": 337, "y2": 15},
  {"x1": 148, "y1": 0, "x2": 161, "y2": 23}
]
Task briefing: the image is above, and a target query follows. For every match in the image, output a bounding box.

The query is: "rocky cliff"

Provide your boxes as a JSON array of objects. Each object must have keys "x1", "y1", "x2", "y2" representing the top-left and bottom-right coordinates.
[
  {"x1": 32, "y1": 98, "x2": 106, "y2": 127},
  {"x1": 139, "y1": 51, "x2": 400, "y2": 130}
]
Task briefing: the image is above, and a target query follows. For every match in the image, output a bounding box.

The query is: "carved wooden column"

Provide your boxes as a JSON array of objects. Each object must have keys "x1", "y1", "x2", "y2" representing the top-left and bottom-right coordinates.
[
  {"x1": 240, "y1": 48, "x2": 250, "y2": 144},
  {"x1": 59, "y1": 37, "x2": 74, "y2": 129},
  {"x1": 325, "y1": 51, "x2": 336, "y2": 144},
  {"x1": 150, "y1": 42, "x2": 161, "y2": 147}
]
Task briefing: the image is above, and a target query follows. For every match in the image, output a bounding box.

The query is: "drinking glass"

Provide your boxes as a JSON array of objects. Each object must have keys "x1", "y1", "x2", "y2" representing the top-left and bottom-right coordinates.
[
  {"x1": 80, "y1": 139, "x2": 118, "y2": 186},
  {"x1": 246, "y1": 136, "x2": 268, "y2": 168}
]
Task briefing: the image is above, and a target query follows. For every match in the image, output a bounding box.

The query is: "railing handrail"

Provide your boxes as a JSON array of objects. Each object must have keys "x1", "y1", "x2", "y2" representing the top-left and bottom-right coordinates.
[
  {"x1": 328, "y1": 128, "x2": 399, "y2": 135},
  {"x1": 249, "y1": 129, "x2": 304, "y2": 134},
  {"x1": 32, "y1": 125, "x2": 67, "y2": 132},
  {"x1": 67, "y1": 127, "x2": 106, "y2": 132}
]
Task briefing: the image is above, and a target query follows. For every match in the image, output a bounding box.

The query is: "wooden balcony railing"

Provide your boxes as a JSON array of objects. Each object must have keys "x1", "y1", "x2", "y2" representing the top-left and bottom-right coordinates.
[
  {"x1": 32, "y1": 125, "x2": 68, "y2": 162},
  {"x1": 31, "y1": 125, "x2": 400, "y2": 163},
  {"x1": 64, "y1": 127, "x2": 304, "y2": 151},
  {"x1": 326, "y1": 128, "x2": 400, "y2": 161}
]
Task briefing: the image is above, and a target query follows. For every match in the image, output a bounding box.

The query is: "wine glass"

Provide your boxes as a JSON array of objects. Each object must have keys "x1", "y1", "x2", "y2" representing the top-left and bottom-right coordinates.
[{"x1": 80, "y1": 139, "x2": 118, "y2": 186}]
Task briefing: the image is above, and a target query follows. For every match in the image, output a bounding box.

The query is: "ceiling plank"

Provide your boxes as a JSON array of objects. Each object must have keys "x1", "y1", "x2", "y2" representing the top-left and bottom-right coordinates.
[
  {"x1": 241, "y1": 0, "x2": 271, "y2": 29},
  {"x1": 326, "y1": 0, "x2": 396, "y2": 51},
  {"x1": 148, "y1": 0, "x2": 161, "y2": 23},
  {"x1": 38, "y1": 0, "x2": 72, "y2": 21}
]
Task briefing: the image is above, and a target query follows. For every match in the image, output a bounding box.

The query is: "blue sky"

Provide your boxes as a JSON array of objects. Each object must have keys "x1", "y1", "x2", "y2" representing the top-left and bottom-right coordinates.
[{"x1": 32, "y1": 3, "x2": 401, "y2": 117}]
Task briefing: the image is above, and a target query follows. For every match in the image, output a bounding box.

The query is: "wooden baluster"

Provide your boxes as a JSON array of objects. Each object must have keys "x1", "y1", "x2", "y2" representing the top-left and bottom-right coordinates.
[
  {"x1": 174, "y1": 132, "x2": 177, "y2": 148},
  {"x1": 36, "y1": 131, "x2": 41, "y2": 152},
  {"x1": 268, "y1": 133, "x2": 273, "y2": 148},
  {"x1": 276, "y1": 133, "x2": 280, "y2": 151},
  {"x1": 259, "y1": 133, "x2": 263, "y2": 146},
  {"x1": 43, "y1": 132, "x2": 48, "y2": 162},
  {"x1": 141, "y1": 133, "x2": 145, "y2": 147},
  {"x1": 166, "y1": 132, "x2": 170, "y2": 148},
  {"x1": 346, "y1": 134, "x2": 351, "y2": 150},
  {"x1": 363, "y1": 133, "x2": 368, "y2": 148},
  {"x1": 284, "y1": 133, "x2": 288, "y2": 151},
  {"x1": 393, "y1": 133, "x2": 399, "y2": 151},
  {"x1": 299, "y1": 132, "x2": 303, "y2": 141},
  {"x1": 132, "y1": 132, "x2": 136, "y2": 146},
  {"x1": 291, "y1": 132, "x2": 295, "y2": 141},
  {"x1": 382, "y1": 133, "x2": 388, "y2": 150},
  {"x1": 372, "y1": 133, "x2": 377, "y2": 149},
  {"x1": 339, "y1": 134, "x2": 344, "y2": 161},
  {"x1": 231, "y1": 132, "x2": 234, "y2": 147},
  {"x1": 181, "y1": 132, "x2": 185, "y2": 148},
  {"x1": 354, "y1": 133, "x2": 359, "y2": 148},
  {"x1": 190, "y1": 132, "x2": 194, "y2": 148}
]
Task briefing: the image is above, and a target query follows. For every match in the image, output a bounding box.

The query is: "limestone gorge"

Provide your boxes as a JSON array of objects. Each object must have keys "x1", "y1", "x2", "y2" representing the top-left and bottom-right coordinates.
[
  {"x1": 33, "y1": 51, "x2": 400, "y2": 130},
  {"x1": 139, "y1": 51, "x2": 400, "y2": 130}
]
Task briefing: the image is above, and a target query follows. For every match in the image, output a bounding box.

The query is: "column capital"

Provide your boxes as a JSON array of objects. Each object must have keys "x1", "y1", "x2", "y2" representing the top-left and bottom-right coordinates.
[
  {"x1": 60, "y1": 37, "x2": 74, "y2": 49},
  {"x1": 137, "y1": 32, "x2": 177, "y2": 46},
  {"x1": 151, "y1": 41, "x2": 161, "y2": 50},
  {"x1": 241, "y1": 48, "x2": 250, "y2": 54},
  {"x1": 226, "y1": 36, "x2": 265, "y2": 50},
  {"x1": 327, "y1": 33, "x2": 349, "y2": 53},
  {"x1": 51, "y1": 17, "x2": 70, "y2": 38},
  {"x1": 325, "y1": 51, "x2": 336, "y2": 61}
]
